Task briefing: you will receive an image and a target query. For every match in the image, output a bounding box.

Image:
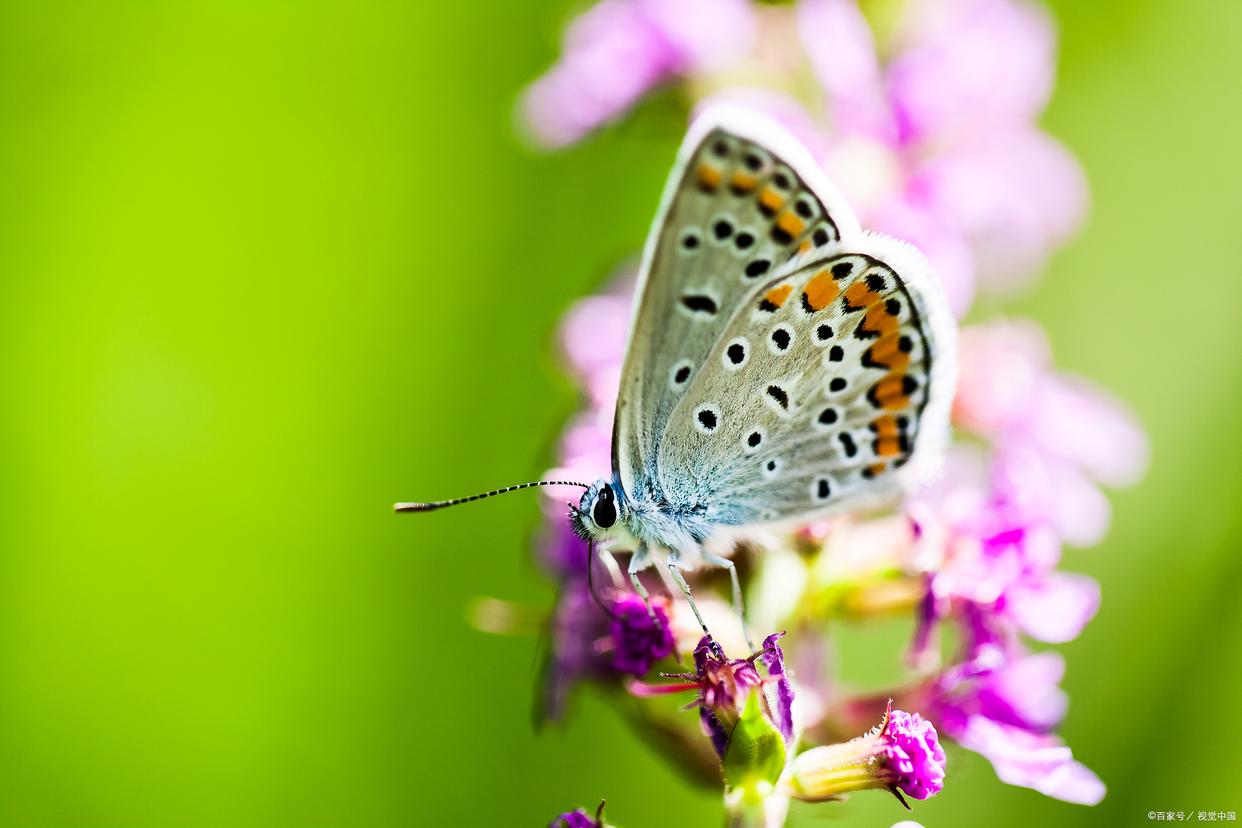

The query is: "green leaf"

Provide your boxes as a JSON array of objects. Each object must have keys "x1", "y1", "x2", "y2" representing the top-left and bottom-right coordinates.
[{"x1": 722, "y1": 690, "x2": 788, "y2": 799}]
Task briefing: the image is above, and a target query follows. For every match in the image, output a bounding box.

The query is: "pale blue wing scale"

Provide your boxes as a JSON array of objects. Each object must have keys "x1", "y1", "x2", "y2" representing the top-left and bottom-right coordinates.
[
  {"x1": 654, "y1": 234, "x2": 955, "y2": 528},
  {"x1": 612, "y1": 106, "x2": 862, "y2": 505}
]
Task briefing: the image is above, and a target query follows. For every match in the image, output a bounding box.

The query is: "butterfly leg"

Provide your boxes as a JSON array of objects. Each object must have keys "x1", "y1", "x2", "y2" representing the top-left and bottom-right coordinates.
[
  {"x1": 627, "y1": 544, "x2": 657, "y2": 620},
  {"x1": 666, "y1": 559, "x2": 712, "y2": 640},
  {"x1": 596, "y1": 543, "x2": 624, "y2": 588},
  {"x1": 704, "y1": 551, "x2": 754, "y2": 651}
]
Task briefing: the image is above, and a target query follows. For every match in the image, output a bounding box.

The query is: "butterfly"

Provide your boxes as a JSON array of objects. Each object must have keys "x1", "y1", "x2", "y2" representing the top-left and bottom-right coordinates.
[{"x1": 398, "y1": 106, "x2": 955, "y2": 639}]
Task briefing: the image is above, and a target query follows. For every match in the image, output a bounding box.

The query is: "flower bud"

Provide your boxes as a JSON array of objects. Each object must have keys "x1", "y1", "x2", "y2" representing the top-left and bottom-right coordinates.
[
  {"x1": 792, "y1": 704, "x2": 946, "y2": 807},
  {"x1": 548, "y1": 800, "x2": 610, "y2": 828},
  {"x1": 628, "y1": 633, "x2": 797, "y2": 799}
]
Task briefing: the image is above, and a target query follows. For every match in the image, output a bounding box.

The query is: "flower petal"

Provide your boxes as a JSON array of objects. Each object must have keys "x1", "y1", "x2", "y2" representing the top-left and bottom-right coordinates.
[
  {"x1": 887, "y1": 0, "x2": 1056, "y2": 145},
  {"x1": 1006, "y1": 572, "x2": 1100, "y2": 644},
  {"x1": 952, "y1": 716, "x2": 1105, "y2": 805},
  {"x1": 1028, "y1": 373, "x2": 1150, "y2": 488}
]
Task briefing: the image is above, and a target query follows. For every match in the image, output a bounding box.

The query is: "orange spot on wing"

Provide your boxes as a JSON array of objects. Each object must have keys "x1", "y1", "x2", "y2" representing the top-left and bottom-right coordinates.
[
  {"x1": 758, "y1": 187, "x2": 784, "y2": 213},
  {"x1": 872, "y1": 415, "x2": 899, "y2": 437},
  {"x1": 802, "y1": 270, "x2": 840, "y2": 312},
  {"x1": 764, "y1": 284, "x2": 794, "y2": 308},
  {"x1": 697, "y1": 164, "x2": 722, "y2": 191},
  {"x1": 777, "y1": 210, "x2": 805, "y2": 238},
  {"x1": 875, "y1": 437, "x2": 902, "y2": 457},
  {"x1": 866, "y1": 335, "x2": 910, "y2": 371},
  {"x1": 872, "y1": 374, "x2": 910, "y2": 410},
  {"x1": 843, "y1": 282, "x2": 876, "y2": 312},
  {"x1": 860, "y1": 304, "x2": 901, "y2": 337},
  {"x1": 730, "y1": 171, "x2": 758, "y2": 193}
]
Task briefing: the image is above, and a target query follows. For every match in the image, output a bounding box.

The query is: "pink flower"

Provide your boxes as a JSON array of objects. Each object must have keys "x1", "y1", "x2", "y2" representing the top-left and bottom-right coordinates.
[
  {"x1": 791, "y1": 704, "x2": 947, "y2": 803},
  {"x1": 800, "y1": 0, "x2": 1087, "y2": 306},
  {"x1": 913, "y1": 444, "x2": 1102, "y2": 649},
  {"x1": 954, "y1": 319, "x2": 1149, "y2": 546},
  {"x1": 948, "y1": 716, "x2": 1105, "y2": 805},
  {"x1": 630, "y1": 634, "x2": 796, "y2": 760},
  {"x1": 882, "y1": 709, "x2": 948, "y2": 801},
  {"x1": 930, "y1": 644, "x2": 1105, "y2": 805},
  {"x1": 519, "y1": 0, "x2": 755, "y2": 148}
]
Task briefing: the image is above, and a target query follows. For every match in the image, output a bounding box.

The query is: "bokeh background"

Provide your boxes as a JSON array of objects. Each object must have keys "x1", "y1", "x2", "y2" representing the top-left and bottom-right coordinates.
[{"x1": 1, "y1": 1, "x2": 1239, "y2": 826}]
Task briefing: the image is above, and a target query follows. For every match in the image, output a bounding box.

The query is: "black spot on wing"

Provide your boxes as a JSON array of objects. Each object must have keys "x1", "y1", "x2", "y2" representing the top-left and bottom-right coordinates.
[
  {"x1": 745, "y1": 259, "x2": 771, "y2": 278},
  {"x1": 681, "y1": 294, "x2": 718, "y2": 315}
]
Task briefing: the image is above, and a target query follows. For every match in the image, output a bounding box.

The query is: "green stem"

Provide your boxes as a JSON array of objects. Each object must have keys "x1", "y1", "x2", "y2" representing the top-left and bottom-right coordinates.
[{"x1": 723, "y1": 790, "x2": 789, "y2": 828}]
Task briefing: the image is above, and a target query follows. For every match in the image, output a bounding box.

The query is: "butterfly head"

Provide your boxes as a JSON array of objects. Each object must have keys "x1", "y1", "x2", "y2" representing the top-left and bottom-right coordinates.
[{"x1": 569, "y1": 479, "x2": 626, "y2": 542}]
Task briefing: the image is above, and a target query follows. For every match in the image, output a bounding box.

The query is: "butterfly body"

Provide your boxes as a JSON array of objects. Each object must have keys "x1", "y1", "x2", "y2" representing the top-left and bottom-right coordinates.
[
  {"x1": 570, "y1": 478, "x2": 702, "y2": 555},
  {"x1": 567, "y1": 107, "x2": 955, "y2": 584}
]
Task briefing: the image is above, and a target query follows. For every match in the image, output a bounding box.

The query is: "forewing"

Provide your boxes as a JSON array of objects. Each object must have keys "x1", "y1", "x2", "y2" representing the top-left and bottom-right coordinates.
[
  {"x1": 655, "y1": 236, "x2": 955, "y2": 526},
  {"x1": 612, "y1": 107, "x2": 861, "y2": 501}
]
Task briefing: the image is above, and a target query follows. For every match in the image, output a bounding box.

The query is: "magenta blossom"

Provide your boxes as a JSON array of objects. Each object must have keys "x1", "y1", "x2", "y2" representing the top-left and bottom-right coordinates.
[
  {"x1": 631, "y1": 634, "x2": 795, "y2": 760},
  {"x1": 955, "y1": 319, "x2": 1148, "y2": 547},
  {"x1": 609, "y1": 593, "x2": 675, "y2": 675},
  {"x1": 882, "y1": 709, "x2": 948, "y2": 801},
  {"x1": 549, "y1": 801, "x2": 610, "y2": 828},
  {"x1": 908, "y1": 442, "x2": 1101, "y2": 661},
  {"x1": 542, "y1": 577, "x2": 676, "y2": 720},
  {"x1": 800, "y1": 0, "x2": 1087, "y2": 305},
  {"x1": 519, "y1": 0, "x2": 754, "y2": 148},
  {"x1": 549, "y1": 810, "x2": 596, "y2": 828},
  {"x1": 792, "y1": 704, "x2": 946, "y2": 804},
  {"x1": 922, "y1": 630, "x2": 1104, "y2": 805}
]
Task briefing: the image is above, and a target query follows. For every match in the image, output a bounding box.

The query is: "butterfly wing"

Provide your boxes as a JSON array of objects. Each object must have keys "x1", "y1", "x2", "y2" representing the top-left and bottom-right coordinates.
[
  {"x1": 613, "y1": 107, "x2": 862, "y2": 503},
  {"x1": 655, "y1": 234, "x2": 955, "y2": 526}
]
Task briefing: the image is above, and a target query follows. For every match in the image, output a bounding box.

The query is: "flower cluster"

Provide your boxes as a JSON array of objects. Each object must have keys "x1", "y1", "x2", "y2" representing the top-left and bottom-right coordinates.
[
  {"x1": 498, "y1": 0, "x2": 1146, "y2": 824},
  {"x1": 521, "y1": 0, "x2": 1088, "y2": 315}
]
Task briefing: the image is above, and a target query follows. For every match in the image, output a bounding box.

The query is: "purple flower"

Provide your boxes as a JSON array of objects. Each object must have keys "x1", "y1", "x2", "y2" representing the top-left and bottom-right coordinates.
[
  {"x1": 630, "y1": 634, "x2": 796, "y2": 760},
  {"x1": 951, "y1": 717, "x2": 1105, "y2": 805},
  {"x1": 928, "y1": 643, "x2": 1105, "y2": 804},
  {"x1": 609, "y1": 594, "x2": 675, "y2": 675},
  {"x1": 797, "y1": 0, "x2": 1087, "y2": 306},
  {"x1": 542, "y1": 579, "x2": 675, "y2": 720},
  {"x1": 910, "y1": 456, "x2": 1099, "y2": 654},
  {"x1": 549, "y1": 802, "x2": 610, "y2": 828},
  {"x1": 549, "y1": 810, "x2": 596, "y2": 828},
  {"x1": 519, "y1": 0, "x2": 754, "y2": 148},
  {"x1": 542, "y1": 578, "x2": 610, "y2": 721},
  {"x1": 954, "y1": 319, "x2": 1148, "y2": 547},
  {"x1": 881, "y1": 709, "x2": 948, "y2": 801},
  {"x1": 694, "y1": 636, "x2": 766, "y2": 758},
  {"x1": 791, "y1": 705, "x2": 947, "y2": 804},
  {"x1": 759, "y1": 633, "x2": 795, "y2": 744}
]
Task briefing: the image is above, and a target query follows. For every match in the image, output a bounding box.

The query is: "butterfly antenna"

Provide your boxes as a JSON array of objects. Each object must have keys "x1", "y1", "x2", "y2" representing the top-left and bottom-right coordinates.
[{"x1": 394, "y1": 480, "x2": 590, "y2": 513}]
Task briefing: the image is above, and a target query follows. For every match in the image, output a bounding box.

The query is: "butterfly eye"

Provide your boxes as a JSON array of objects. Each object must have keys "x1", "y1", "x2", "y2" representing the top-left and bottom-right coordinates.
[{"x1": 592, "y1": 485, "x2": 617, "y2": 529}]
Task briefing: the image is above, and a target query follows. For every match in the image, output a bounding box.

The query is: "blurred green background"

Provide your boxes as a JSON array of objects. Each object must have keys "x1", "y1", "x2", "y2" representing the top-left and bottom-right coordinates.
[{"x1": 1, "y1": 1, "x2": 1239, "y2": 826}]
